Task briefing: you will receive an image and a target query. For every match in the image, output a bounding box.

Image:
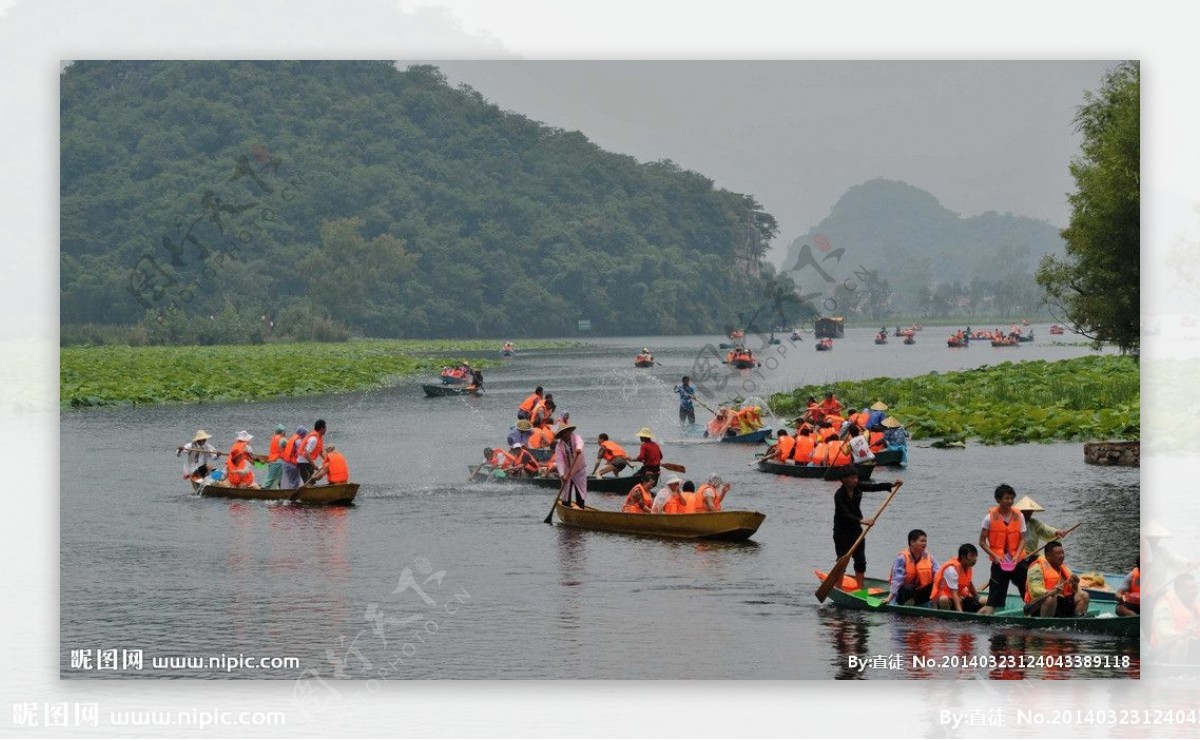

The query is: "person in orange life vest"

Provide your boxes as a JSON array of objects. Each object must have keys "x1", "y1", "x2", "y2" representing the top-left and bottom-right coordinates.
[
  {"x1": 791, "y1": 426, "x2": 816, "y2": 465},
  {"x1": 517, "y1": 386, "x2": 543, "y2": 421},
  {"x1": 532, "y1": 393, "x2": 555, "y2": 426},
  {"x1": 833, "y1": 467, "x2": 903, "y2": 591},
  {"x1": 297, "y1": 419, "x2": 327, "y2": 484},
  {"x1": 632, "y1": 427, "x2": 663, "y2": 487},
  {"x1": 801, "y1": 396, "x2": 824, "y2": 425},
  {"x1": 819, "y1": 391, "x2": 844, "y2": 419},
  {"x1": 678, "y1": 481, "x2": 700, "y2": 512},
  {"x1": 651, "y1": 475, "x2": 687, "y2": 514},
  {"x1": 851, "y1": 407, "x2": 870, "y2": 430},
  {"x1": 281, "y1": 425, "x2": 307, "y2": 488},
  {"x1": 311, "y1": 444, "x2": 350, "y2": 485},
  {"x1": 226, "y1": 430, "x2": 259, "y2": 488},
  {"x1": 483, "y1": 446, "x2": 512, "y2": 470},
  {"x1": 826, "y1": 432, "x2": 853, "y2": 468},
  {"x1": 528, "y1": 418, "x2": 555, "y2": 450},
  {"x1": 889, "y1": 529, "x2": 939, "y2": 605},
  {"x1": 933, "y1": 543, "x2": 990, "y2": 614},
  {"x1": 507, "y1": 443, "x2": 540, "y2": 477},
  {"x1": 261, "y1": 423, "x2": 288, "y2": 489},
  {"x1": 592, "y1": 433, "x2": 630, "y2": 478},
  {"x1": 807, "y1": 434, "x2": 831, "y2": 467},
  {"x1": 1153, "y1": 573, "x2": 1200, "y2": 663},
  {"x1": 552, "y1": 424, "x2": 587, "y2": 508},
  {"x1": 621, "y1": 482, "x2": 654, "y2": 513},
  {"x1": 1116, "y1": 563, "x2": 1140, "y2": 616},
  {"x1": 692, "y1": 474, "x2": 730, "y2": 512},
  {"x1": 979, "y1": 483, "x2": 1029, "y2": 609},
  {"x1": 1025, "y1": 541, "x2": 1088, "y2": 617}
]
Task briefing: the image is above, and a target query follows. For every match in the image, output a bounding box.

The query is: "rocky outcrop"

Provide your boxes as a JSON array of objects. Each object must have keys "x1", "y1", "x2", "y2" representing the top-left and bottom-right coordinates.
[{"x1": 1084, "y1": 441, "x2": 1139, "y2": 467}]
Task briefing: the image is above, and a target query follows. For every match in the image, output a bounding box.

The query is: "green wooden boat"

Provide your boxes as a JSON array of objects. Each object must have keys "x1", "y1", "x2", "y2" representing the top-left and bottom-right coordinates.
[
  {"x1": 757, "y1": 458, "x2": 875, "y2": 479},
  {"x1": 196, "y1": 481, "x2": 358, "y2": 505},
  {"x1": 423, "y1": 384, "x2": 480, "y2": 397},
  {"x1": 814, "y1": 571, "x2": 1138, "y2": 637}
]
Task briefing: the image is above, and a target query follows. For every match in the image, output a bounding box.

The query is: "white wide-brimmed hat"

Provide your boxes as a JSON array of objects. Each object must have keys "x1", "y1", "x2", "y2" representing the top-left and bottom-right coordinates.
[{"x1": 235, "y1": 430, "x2": 253, "y2": 442}]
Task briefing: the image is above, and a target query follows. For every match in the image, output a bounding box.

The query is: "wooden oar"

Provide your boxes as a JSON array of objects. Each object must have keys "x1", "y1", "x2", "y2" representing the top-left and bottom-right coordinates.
[
  {"x1": 661, "y1": 462, "x2": 686, "y2": 473},
  {"x1": 1022, "y1": 578, "x2": 1072, "y2": 616},
  {"x1": 543, "y1": 449, "x2": 584, "y2": 524},
  {"x1": 288, "y1": 477, "x2": 315, "y2": 503},
  {"x1": 815, "y1": 481, "x2": 903, "y2": 603},
  {"x1": 1001, "y1": 522, "x2": 1081, "y2": 572}
]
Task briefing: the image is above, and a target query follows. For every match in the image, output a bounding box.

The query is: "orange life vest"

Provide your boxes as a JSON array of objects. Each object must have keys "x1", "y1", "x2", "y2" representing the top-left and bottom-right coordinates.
[
  {"x1": 933, "y1": 557, "x2": 974, "y2": 600},
  {"x1": 694, "y1": 483, "x2": 720, "y2": 512},
  {"x1": 622, "y1": 484, "x2": 653, "y2": 513},
  {"x1": 810, "y1": 441, "x2": 829, "y2": 466},
  {"x1": 868, "y1": 431, "x2": 885, "y2": 451},
  {"x1": 853, "y1": 411, "x2": 870, "y2": 429},
  {"x1": 511, "y1": 448, "x2": 539, "y2": 474},
  {"x1": 282, "y1": 433, "x2": 302, "y2": 464},
  {"x1": 267, "y1": 433, "x2": 285, "y2": 462},
  {"x1": 986, "y1": 506, "x2": 1025, "y2": 561},
  {"x1": 1127, "y1": 567, "x2": 1140, "y2": 605},
  {"x1": 518, "y1": 393, "x2": 541, "y2": 415},
  {"x1": 791, "y1": 434, "x2": 815, "y2": 464},
  {"x1": 663, "y1": 493, "x2": 688, "y2": 514},
  {"x1": 529, "y1": 426, "x2": 554, "y2": 449},
  {"x1": 1025, "y1": 556, "x2": 1075, "y2": 602},
  {"x1": 775, "y1": 435, "x2": 796, "y2": 461},
  {"x1": 325, "y1": 450, "x2": 349, "y2": 484},
  {"x1": 599, "y1": 440, "x2": 628, "y2": 461},
  {"x1": 828, "y1": 441, "x2": 852, "y2": 467},
  {"x1": 894, "y1": 548, "x2": 935, "y2": 591},
  {"x1": 299, "y1": 430, "x2": 324, "y2": 464},
  {"x1": 226, "y1": 440, "x2": 249, "y2": 474},
  {"x1": 489, "y1": 448, "x2": 514, "y2": 467}
]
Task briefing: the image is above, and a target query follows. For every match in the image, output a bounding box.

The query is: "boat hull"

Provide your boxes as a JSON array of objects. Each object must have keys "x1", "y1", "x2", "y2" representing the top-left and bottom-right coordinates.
[
  {"x1": 634, "y1": 360, "x2": 654, "y2": 368},
  {"x1": 555, "y1": 503, "x2": 765, "y2": 540},
  {"x1": 720, "y1": 428, "x2": 771, "y2": 444},
  {"x1": 423, "y1": 384, "x2": 480, "y2": 397},
  {"x1": 198, "y1": 482, "x2": 358, "y2": 505},
  {"x1": 757, "y1": 458, "x2": 875, "y2": 479},
  {"x1": 730, "y1": 359, "x2": 756, "y2": 369},
  {"x1": 815, "y1": 572, "x2": 1137, "y2": 636},
  {"x1": 870, "y1": 449, "x2": 903, "y2": 467},
  {"x1": 470, "y1": 469, "x2": 643, "y2": 495}
]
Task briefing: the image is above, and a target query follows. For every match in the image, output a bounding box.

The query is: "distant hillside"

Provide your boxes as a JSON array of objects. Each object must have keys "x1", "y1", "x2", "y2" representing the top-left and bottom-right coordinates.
[
  {"x1": 780, "y1": 179, "x2": 1065, "y2": 317},
  {"x1": 60, "y1": 61, "x2": 787, "y2": 341}
]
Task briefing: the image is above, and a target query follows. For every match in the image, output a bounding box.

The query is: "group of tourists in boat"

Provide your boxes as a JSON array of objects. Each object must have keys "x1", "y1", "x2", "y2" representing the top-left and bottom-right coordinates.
[
  {"x1": 724, "y1": 346, "x2": 756, "y2": 368},
  {"x1": 501, "y1": 341, "x2": 515, "y2": 358},
  {"x1": 176, "y1": 420, "x2": 348, "y2": 491},
  {"x1": 439, "y1": 363, "x2": 482, "y2": 386},
  {"x1": 634, "y1": 348, "x2": 656, "y2": 367},
  {"x1": 756, "y1": 397, "x2": 907, "y2": 467},
  {"x1": 815, "y1": 338, "x2": 834, "y2": 351},
  {"x1": 704, "y1": 403, "x2": 765, "y2": 439},
  {"x1": 619, "y1": 473, "x2": 731, "y2": 514}
]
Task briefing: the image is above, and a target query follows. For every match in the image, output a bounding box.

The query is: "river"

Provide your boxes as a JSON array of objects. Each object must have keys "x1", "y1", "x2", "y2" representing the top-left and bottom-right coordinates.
[{"x1": 60, "y1": 325, "x2": 1139, "y2": 679}]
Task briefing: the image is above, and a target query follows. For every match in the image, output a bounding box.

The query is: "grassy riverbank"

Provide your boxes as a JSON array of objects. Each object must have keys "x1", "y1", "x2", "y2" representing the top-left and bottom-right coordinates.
[
  {"x1": 769, "y1": 356, "x2": 1139, "y2": 444},
  {"x1": 61, "y1": 339, "x2": 582, "y2": 408}
]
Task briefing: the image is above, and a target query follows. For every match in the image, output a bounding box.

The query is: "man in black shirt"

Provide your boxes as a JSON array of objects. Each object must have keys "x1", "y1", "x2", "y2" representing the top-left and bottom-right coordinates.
[{"x1": 833, "y1": 467, "x2": 902, "y2": 591}]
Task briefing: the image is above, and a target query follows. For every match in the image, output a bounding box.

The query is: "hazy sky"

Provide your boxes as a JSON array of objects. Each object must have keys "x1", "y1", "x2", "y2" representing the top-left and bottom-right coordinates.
[{"x1": 433, "y1": 60, "x2": 1115, "y2": 265}]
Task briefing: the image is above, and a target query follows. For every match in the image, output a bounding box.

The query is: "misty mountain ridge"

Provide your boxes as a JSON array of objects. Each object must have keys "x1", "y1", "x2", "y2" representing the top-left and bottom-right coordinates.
[{"x1": 781, "y1": 178, "x2": 1065, "y2": 313}]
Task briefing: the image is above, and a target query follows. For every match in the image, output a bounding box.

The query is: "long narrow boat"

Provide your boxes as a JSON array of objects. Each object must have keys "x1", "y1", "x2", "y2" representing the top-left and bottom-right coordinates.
[
  {"x1": 757, "y1": 458, "x2": 875, "y2": 479},
  {"x1": 814, "y1": 571, "x2": 1138, "y2": 636},
  {"x1": 423, "y1": 384, "x2": 481, "y2": 397},
  {"x1": 469, "y1": 468, "x2": 643, "y2": 495},
  {"x1": 555, "y1": 502, "x2": 765, "y2": 541},
  {"x1": 729, "y1": 358, "x2": 757, "y2": 369},
  {"x1": 870, "y1": 449, "x2": 903, "y2": 467},
  {"x1": 197, "y1": 482, "x2": 358, "y2": 505}
]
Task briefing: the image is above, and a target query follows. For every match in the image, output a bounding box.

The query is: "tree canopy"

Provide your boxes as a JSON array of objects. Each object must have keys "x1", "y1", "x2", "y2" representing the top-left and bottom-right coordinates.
[
  {"x1": 60, "y1": 61, "x2": 804, "y2": 342},
  {"x1": 1037, "y1": 61, "x2": 1140, "y2": 355}
]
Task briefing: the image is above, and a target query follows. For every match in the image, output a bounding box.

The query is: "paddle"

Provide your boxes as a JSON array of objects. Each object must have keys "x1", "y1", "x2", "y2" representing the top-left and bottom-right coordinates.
[
  {"x1": 1001, "y1": 522, "x2": 1081, "y2": 572},
  {"x1": 288, "y1": 476, "x2": 315, "y2": 503},
  {"x1": 1022, "y1": 578, "x2": 1073, "y2": 616},
  {"x1": 815, "y1": 481, "x2": 903, "y2": 603}
]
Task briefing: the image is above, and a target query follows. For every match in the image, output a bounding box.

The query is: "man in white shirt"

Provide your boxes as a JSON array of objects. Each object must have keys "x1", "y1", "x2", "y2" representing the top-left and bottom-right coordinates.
[{"x1": 177, "y1": 429, "x2": 219, "y2": 482}]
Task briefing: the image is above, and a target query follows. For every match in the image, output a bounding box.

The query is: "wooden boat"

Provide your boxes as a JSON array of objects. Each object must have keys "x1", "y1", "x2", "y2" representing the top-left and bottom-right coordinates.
[
  {"x1": 815, "y1": 339, "x2": 833, "y2": 351},
  {"x1": 814, "y1": 571, "x2": 1138, "y2": 637},
  {"x1": 788, "y1": 331, "x2": 803, "y2": 341},
  {"x1": 1078, "y1": 572, "x2": 1128, "y2": 602},
  {"x1": 903, "y1": 336, "x2": 916, "y2": 345},
  {"x1": 1049, "y1": 324, "x2": 1065, "y2": 335},
  {"x1": 440, "y1": 374, "x2": 469, "y2": 385},
  {"x1": 947, "y1": 337, "x2": 967, "y2": 348},
  {"x1": 634, "y1": 357, "x2": 655, "y2": 368},
  {"x1": 718, "y1": 428, "x2": 771, "y2": 444},
  {"x1": 500, "y1": 349, "x2": 515, "y2": 358},
  {"x1": 1018, "y1": 331, "x2": 1034, "y2": 342},
  {"x1": 990, "y1": 339, "x2": 1019, "y2": 348},
  {"x1": 756, "y1": 458, "x2": 875, "y2": 479},
  {"x1": 870, "y1": 449, "x2": 903, "y2": 467},
  {"x1": 730, "y1": 357, "x2": 757, "y2": 369},
  {"x1": 554, "y1": 502, "x2": 766, "y2": 541},
  {"x1": 874, "y1": 336, "x2": 888, "y2": 345},
  {"x1": 768, "y1": 337, "x2": 782, "y2": 345},
  {"x1": 423, "y1": 384, "x2": 480, "y2": 397},
  {"x1": 197, "y1": 481, "x2": 358, "y2": 505},
  {"x1": 469, "y1": 468, "x2": 643, "y2": 495}
]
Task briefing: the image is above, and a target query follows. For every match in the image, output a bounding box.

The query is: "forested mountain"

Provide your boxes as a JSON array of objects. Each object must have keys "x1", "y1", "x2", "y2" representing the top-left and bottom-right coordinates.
[
  {"x1": 779, "y1": 179, "x2": 1066, "y2": 318},
  {"x1": 61, "y1": 61, "x2": 788, "y2": 341}
]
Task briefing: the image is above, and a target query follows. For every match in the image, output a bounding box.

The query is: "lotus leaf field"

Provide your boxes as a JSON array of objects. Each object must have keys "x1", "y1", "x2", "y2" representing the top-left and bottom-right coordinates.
[
  {"x1": 770, "y1": 356, "x2": 1139, "y2": 445},
  {"x1": 61, "y1": 339, "x2": 581, "y2": 408}
]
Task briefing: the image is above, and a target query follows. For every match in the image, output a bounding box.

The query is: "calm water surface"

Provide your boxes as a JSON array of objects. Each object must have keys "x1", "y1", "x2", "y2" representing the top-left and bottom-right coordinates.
[{"x1": 61, "y1": 326, "x2": 1139, "y2": 679}]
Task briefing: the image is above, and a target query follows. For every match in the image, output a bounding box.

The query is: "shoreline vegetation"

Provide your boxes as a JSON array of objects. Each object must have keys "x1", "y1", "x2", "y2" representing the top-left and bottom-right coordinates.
[
  {"x1": 60, "y1": 339, "x2": 582, "y2": 409},
  {"x1": 769, "y1": 356, "x2": 1138, "y2": 445}
]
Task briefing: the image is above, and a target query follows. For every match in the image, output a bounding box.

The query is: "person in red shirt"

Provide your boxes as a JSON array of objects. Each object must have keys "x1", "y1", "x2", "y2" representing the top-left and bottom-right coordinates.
[{"x1": 633, "y1": 427, "x2": 663, "y2": 488}]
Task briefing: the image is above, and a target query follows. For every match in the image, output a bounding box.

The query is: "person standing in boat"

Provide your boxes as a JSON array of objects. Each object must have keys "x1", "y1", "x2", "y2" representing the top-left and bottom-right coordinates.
[
  {"x1": 261, "y1": 424, "x2": 288, "y2": 489},
  {"x1": 297, "y1": 419, "x2": 326, "y2": 483},
  {"x1": 177, "y1": 429, "x2": 219, "y2": 482},
  {"x1": 632, "y1": 427, "x2": 663, "y2": 488},
  {"x1": 281, "y1": 426, "x2": 307, "y2": 489},
  {"x1": 553, "y1": 423, "x2": 587, "y2": 509},
  {"x1": 832, "y1": 467, "x2": 903, "y2": 592},
  {"x1": 866, "y1": 401, "x2": 888, "y2": 429},
  {"x1": 979, "y1": 484, "x2": 1029, "y2": 610},
  {"x1": 888, "y1": 529, "x2": 939, "y2": 606},
  {"x1": 309, "y1": 444, "x2": 350, "y2": 486},
  {"x1": 1014, "y1": 496, "x2": 1070, "y2": 569},
  {"x1": 819, "y1": 391, "x2": 844, "y2": 419},
  {"x1": 674, "y1": 376, "x2": 697, "y2": 426},
  {"x1": 881, "y1": 416, "x2": 909, "y2": 467}
]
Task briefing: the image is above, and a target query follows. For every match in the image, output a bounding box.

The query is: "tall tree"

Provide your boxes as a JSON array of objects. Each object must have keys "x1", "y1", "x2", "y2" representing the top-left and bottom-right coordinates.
[{"x1": 1037, "y1": 61, "x2": 1140, "y2": 355}]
